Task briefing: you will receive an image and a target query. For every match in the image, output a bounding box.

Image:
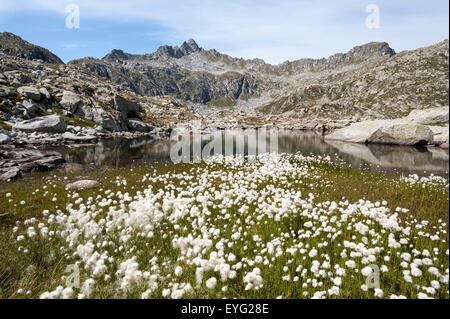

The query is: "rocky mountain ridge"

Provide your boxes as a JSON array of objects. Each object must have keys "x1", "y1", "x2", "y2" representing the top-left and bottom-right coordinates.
[
  {"x1": 0, "y1": 32, "x2": 63, "y2": 64},
  {"x1": 67, "y1": 38, "x2": 399, "y2": 105},
  {"x1": 1, "y1": 32, "x2": 448, "y2": 133}
]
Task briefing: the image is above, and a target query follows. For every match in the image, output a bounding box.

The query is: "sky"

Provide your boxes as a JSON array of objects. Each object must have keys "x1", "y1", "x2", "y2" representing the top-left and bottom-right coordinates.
[{"x1": 0, "y1": 0, "x2": 448, "y2": 64}]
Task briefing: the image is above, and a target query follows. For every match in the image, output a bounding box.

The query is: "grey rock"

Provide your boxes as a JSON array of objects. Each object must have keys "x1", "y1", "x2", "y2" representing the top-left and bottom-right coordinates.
[
  {"x1": 429, "y1": 126, "x2": 449, "y2": 145},
  {"x1": 60, "y1": 91, "x2": 82, "y2": 113},
  {"x1": 66, "y1": 180, "x2": 100, "y2": 191},
  {"x1": 82, "y1": 127, "x2": 97, "y2": 135},
  {"x1": 62, "y1": 132, "x2": 97, "y2": 143},
  {"x1": 22, "y1": 100, "x2": 39, "y2": 116},
  {"x1": 368, "y1": 123, "x2": 433, "y2": 146},
  {"x1": 35, "y1": 156, "x2": 65, "y2": 170},
  {"x1": 0, "y1": 85, "x2": 14, "y2": 97},
  {"x1": 407, "y1": 107, "x2": 449, "y2": 125},
  {"x1": 91, "y1": 107, "x2": 123, "y2": 132},
  {"x1": 39, "y1": 87, "x2": 51, "y2": 100},
  {"x1": 114, "y1": 95, "x2": 143, "y2": 116},
  {"x1": 0, "y1": 132, "x2": 10, "y2": 144},
  {"x1": 126, "y1": 118, "x2": 153, "y2": 132},
  {"x1": 0, "y1": 167, "x2": 21, "y2": 181},
  {"x1": 325, "y1": 120, "x2": 396, "y2": 143},
  {"x1": 13, "y1": 115, "x2": 67, "y2": 133},
  {"x1": 17, "y1": 86, "x2": 41, "y2": 101},
  {"x1": 75, "y1": 103, "x2": 94, "y2": 120}
]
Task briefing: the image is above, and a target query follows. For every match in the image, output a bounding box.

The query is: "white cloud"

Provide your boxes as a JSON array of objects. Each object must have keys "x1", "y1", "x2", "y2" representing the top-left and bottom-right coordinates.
[{"x1": 0, "y1": 0, "x2": 448, "y2": 64}]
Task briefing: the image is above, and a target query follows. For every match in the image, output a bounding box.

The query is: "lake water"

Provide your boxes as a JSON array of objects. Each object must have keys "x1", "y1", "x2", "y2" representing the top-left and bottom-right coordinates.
[{"x1": 46, "y1": 130, "x2": 449, "y2": 177}]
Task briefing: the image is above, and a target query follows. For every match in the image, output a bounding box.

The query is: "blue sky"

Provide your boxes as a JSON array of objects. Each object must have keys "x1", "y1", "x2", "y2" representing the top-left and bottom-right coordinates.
[{"x1": 0, "y1": 0, "x2": 448, "y2": 64}]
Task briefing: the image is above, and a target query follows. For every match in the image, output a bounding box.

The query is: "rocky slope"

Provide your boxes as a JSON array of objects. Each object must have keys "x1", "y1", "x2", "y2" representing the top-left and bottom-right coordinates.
[
  {"x1": 0, "y1": 32, "x2": 63, "y2": 64},
  {"x1": 1, "y1": 32, "x2": 449, "y2": 135},
  {"x1": 258, "y1": 40, "x2": 449, "y2": 120},
  {"x1": 67, "y1": 39, "x2": 399, "y2": 106}
]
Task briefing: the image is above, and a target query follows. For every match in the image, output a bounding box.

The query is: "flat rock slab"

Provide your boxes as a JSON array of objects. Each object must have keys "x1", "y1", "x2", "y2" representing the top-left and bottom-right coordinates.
[
  {"x1": 35, "y1": 156, "x2": 65, "y2": 170},
  {"x1": 0, "y1": 150, "x2": 65, "y2": 178},
  {"x1": 0, "y1": 167, "x2": 21, "y2": 181},
  {"x1": 407, "y1": 107, "x2": 449, "y2": 125},
  {"x1": 66, "y1": 180, "x2": 100, "y2": 191},
  {"x1": 13, "y1": 115, "x2": 67, "y2": 134},
  {"x1": 17, "y1": 86, "x2": 41, "y2": 101},
  {"x1": 62, "y1": 132, "x2": 98, "y2": 142}
]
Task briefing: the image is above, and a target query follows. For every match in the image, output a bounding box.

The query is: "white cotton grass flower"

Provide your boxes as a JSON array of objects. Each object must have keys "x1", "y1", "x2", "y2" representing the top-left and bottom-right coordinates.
[
  {"x1": 374, "y1": 288, "x2": 384, "y2": 298},
  {"x1": 8, "y1": 152, "x2": 449, "y2": 300},
  {"x1": 206, "y1": 277, "x2": 217, "y2": 290},
  {"x1": 174, "y1": 266, "x2": 183, "y2": 277},
  {"x1": 162, "y1": 289, "x2": 171, "y2": 297}
]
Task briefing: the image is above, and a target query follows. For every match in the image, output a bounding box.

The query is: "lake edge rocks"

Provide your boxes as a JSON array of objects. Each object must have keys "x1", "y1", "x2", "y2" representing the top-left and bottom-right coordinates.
[{"x1": 325, "y1": 107, "x2": 449, "y2": 148}]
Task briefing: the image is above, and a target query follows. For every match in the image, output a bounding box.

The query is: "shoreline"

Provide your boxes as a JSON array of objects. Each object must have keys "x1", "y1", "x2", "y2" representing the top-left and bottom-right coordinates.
[{"x1": 1, "y1": 125, "x2": 449, "y2": 182}]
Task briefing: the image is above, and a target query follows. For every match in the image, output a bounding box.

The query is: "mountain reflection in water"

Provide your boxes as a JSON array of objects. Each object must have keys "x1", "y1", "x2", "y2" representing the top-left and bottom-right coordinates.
[{"x1": 45, "y1": 130, "x2": 448, "y2": 177}]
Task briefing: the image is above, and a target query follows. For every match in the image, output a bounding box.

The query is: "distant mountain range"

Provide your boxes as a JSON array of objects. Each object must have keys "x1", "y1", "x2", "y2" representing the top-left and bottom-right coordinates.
[{"x1": 1, "y1": 31, "x2": 448, "y2": 120}]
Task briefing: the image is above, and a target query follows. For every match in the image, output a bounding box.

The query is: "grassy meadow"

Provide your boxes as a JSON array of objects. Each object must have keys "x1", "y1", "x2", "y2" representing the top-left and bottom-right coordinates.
[{"x1": 0, "y1": 154, "x2": 448, "y2": 299}]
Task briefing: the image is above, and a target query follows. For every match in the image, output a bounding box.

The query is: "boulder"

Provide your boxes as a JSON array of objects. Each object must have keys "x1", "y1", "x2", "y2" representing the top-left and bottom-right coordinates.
[
  {"x1": 368, "y1": 123, "x2": 433, "y2": 146},
  {"x1": 22, "y1": 100, "x2": 39, "y2": 116},
  {"x1": 126, "y1": 118, "x2": 153, "y2": 132},
  {"x1": 75, "y1": 103, "x2": 94, "y2": 120},
  {"x1": 60, "y1": 91, "x2": 82, "y2": 113},
  {"x1": 324, "y1": 120, "x2": 395, "y2": 143},
  {"x1": 0, "y1": 85, "x2": 14, "y2": 97},
  {"x1": 407, "y1": 107, "x2": 449, "y2": 125},
  {"x1": 92, "y1": 107, "x2": 123, "y2": 132},
  {"x1": 39, "y1": 87, "x2": 51, "y2": 100},
  {"x1": 0, "y1": 132, "x2": 10, "y2": 144},
  {"x1": 13, "y1": 115, "x2": 67, "y2": 133},
  {"x1": 66, "y1": 180, "x2": 100, "y2": 191},
  {"x1": 17, "y1": 86, "x2": 41, "y2": 101},
  {"x1": 114, "y1": 95, "x2": 143, "y2": 116},
  {"x1": 0, "y1": 167, "x2": 21, "y2": 181}
]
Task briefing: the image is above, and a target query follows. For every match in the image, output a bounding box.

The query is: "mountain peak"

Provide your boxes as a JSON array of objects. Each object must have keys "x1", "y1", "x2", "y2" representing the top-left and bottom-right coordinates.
[
  {"x1": 102, "y1": 49, "x2": 132, "y2": 61},
  {"x1": 180, "y1": 38, "x2": 201, "y2": 54},
  {"x1": 348, "y1": 42, "x2": 396, "y2": 58},
  {"x1": 154, "y1": 39, "x2": 202, "y2": 59}
]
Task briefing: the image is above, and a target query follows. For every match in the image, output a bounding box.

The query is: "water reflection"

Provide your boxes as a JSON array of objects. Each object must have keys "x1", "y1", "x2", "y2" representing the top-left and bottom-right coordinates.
[{"x1": 45, "y1": 130, "x2": 449, "y2": 177}]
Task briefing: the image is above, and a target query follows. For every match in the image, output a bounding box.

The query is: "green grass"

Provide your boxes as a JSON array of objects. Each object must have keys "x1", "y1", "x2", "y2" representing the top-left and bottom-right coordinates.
[
  {"x1": 0, "y1": 159, "x2": 448, "y2": 299},
  {"x1": 0, "y1": 118, "x2": 12, "y2": 131},
  {"x1": 207, "y1": 96, "x2": 237, "y2": 108}
]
